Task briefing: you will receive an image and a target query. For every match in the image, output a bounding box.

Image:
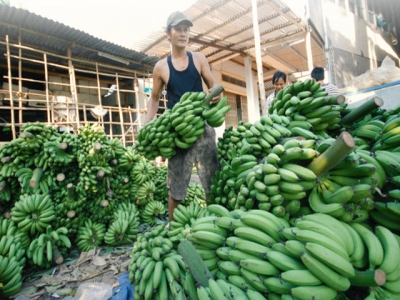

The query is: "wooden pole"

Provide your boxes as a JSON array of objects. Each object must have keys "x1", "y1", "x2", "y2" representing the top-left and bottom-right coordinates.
[
  {"x1": 67, "y1": 46, "x2": 80, "y2": 132},
  {"x1": 95, "y1": 63, "x2": 104, "y2": 126},
  {"x1": 251, "y1": 0, "x2": 264, "y2": 120},
  {"x1": 43, "y1": 53, "x2": 51, "y2": 125},
  {"x1": 18, "y1": 27, "x2": 23, "y2": 128},
  {"x1": 128, "y1": 106, "x2": 134, "y2": 144},
  {"x1": 115, "y1": 73, "x2": 126, "y2": 146},
  {"x1": 5, "y1": 35, "x2": 16, "y2": 140}
]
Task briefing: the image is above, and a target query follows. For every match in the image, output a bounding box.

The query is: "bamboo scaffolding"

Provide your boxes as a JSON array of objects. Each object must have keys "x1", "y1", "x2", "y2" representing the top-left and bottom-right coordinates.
[{"x1": 0, "y1": 36, "x2": 158, "y2": 147}]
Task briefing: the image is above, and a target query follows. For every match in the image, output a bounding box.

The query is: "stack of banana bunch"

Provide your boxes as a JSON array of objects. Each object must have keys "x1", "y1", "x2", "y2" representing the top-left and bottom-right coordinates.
[
  {"x1": 104, "y1": 202, "x2": 140, "y2": 246},
  {"x1": 211, "y1": 139, "x2": 318, "y2": 216},
  {"x1": 167, "y1": 202, "x2": 212, "y2": 244},
  {"x1": 0, "y1": 176, "x2": 18, "y2": 203},
  {"x1": 135, "y1": 86, "x2": 228, "y2": 160},
  {"x1": 0, "y1": 235, "x2": 25, "y2": 297},
  {"x1": 181, "y1": 183, "x2": 207, "y2": 207},
  {"x1": 10, "y1": 193, "x2": 55, "y2": 236},
  {"x1": 193, "y1": 209, "x2": 400, "y2": 299},
  {"x1": 372, "y1": 113, "x2": 400, "y2": 151},
  {"x1": 197, "y1": 277, "x2": 268, "y2": 300},
  {"x1": 269, "y1": 79, "x2": 346, "y2": 135},
  {"x1": 216, "y1": 114, "x2": 293, "y2": 164},
  {"x1": 36, "y1": 138, "x2": 75, "y2": 171},
  {"x1": 152, "y1": 165, "x2": 169, "y2": 205},
  {"x1": 75, "y1": 218, "x2": 106, "y2": 252},
  {"x1": 117, "y1": 145, "x2": 141, "y2": 171},
  {"x1": 201, "y1": 95, "x2": 232, "y2": 128},
  {"x1": 309, "y1": 149, "x2": 382, "y2": 223},
  {"x1": 14, "y1": 166, "x2": 53, "y2": 194},
  {"x1": 128, "y1": 224, "x2": 189, "y2": 300},
  {"x1": 141, "y1": 201, "x2": 166, "y2": 226},
  {"x1": 135, "y1": 108, "x2": 176, "y2": 160},
  {"x1": 371, "y1": 191, "x2": 400, "y2": 232},
  {"x1": 26, "y1": 225, "x2": 71, "y2": 267},
  {"x1": 130, "y1": 159, "x2": 157, "y2": 206}
]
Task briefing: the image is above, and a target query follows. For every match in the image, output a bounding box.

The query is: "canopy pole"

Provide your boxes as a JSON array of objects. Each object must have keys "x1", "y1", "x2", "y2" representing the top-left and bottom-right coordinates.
[{"x1": 251, "y1": 0, "x2": 265, "y2": 118}]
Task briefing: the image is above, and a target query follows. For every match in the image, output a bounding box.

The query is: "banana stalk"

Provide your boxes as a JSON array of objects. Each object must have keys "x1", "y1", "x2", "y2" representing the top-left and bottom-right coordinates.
[
  {"x1": 340, "y1": 97, "x2": 383, "y2": 126},
  {"x1": 349, "y1": 269, "x2": 386, "y2": 287},
  {"x1": 307, "y1": 131, "x2": 355, "y2": 177},
  {"x1": 177, "y1": 239, "x2": 212, "y2": 287},
  {"x1": 29, "y1": 168, "x2": 43, "y2": 188},
  {"x1": 201, "y1": 85, "x2": 225, "y2": 108}
]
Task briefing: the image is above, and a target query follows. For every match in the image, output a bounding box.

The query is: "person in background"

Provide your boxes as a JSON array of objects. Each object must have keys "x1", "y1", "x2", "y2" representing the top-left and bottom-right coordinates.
[
  {"x1": 145, "y1": 11, "x2": 221, "y2": 222},
  {"x1": 264, "y1": 71, "x2": 287, "y2": 115},
  {"x1": 311, "y1": 67, "x2": 339, "y2": 95}
]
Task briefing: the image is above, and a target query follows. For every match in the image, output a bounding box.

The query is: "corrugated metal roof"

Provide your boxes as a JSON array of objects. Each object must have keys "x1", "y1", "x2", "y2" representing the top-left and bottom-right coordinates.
[
  {"x1": 133, "y1": 0, "x2": 326, "y2": 77},
  {"x1": 0, "y1": 4, "x2": 159, "y2": 75}
]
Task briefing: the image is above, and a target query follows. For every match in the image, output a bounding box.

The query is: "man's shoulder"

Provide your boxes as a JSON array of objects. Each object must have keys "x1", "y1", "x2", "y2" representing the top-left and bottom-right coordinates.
[
  {"x1": 155, "y1": 57, "x2": 168, "y2": 68},
  {"x1": 191, "y1": 51, "x2": 206, "y2": 60}
]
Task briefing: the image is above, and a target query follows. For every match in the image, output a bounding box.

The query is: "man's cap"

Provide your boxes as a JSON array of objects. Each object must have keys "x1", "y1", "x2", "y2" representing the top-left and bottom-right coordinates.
[{"x1": 167, "y1": 11, "x2": 193, "y2": 28}]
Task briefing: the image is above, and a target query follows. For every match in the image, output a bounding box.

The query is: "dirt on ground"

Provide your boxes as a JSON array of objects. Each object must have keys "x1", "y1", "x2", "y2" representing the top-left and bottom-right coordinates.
[{"x1": 11, "y1": 246, "x2": 132, "y2": 300}]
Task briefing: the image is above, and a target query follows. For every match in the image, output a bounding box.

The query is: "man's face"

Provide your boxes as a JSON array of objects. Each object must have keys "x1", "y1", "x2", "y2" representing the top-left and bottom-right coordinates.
[{"x1": 168, "y1": 24, "x2": 190, "y2": 47}]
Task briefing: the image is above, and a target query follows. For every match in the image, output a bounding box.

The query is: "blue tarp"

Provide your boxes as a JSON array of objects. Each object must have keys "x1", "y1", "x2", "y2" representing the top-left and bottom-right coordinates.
[{"x1": 109, "y1": 272, "x2": 135, "y2": 300}]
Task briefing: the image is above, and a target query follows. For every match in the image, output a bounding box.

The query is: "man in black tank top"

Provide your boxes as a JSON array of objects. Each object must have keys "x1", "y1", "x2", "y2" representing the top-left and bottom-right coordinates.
[{"x1": 145, "y1": 11, "x2": 222, "y2": 222}]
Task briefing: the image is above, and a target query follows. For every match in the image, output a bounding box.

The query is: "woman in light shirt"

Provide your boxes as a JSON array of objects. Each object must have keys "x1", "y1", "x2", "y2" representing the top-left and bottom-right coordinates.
[{"x1": 264, "y1": 71, "x2": 287, "y2": 115}]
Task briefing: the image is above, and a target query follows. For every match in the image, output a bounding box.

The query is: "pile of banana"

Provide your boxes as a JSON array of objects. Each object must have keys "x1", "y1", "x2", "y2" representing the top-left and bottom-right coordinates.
[
  {"x1": 103, "y1": 203, "x2": 140, "y2": 246},
  {"x1": 128, "y1": 224, "x2": 190, "y2": 300},
  {"x1": 211, "y1": 136, "x2": 319, "y2": 216},
  {"x1": 141, "y1": 201, "x2": 166, "y2": 226},
  {"x1": 75, "y1": 219, "x2": 106, "y2": 252},
  {"x1": 371, "y1": 199, "x2": 400, "y2": 232},
  {"x1": 167, "y1": 202, "x2": 213, "y2": 244},
  {"x1": 153, "y1": 165, "x2": 169, "y2": 204},
  {"x1": 26, "y1": 225, "x2": 71, "y2": 267},
  {"x1": 0, "y1": 235, "x2": 25, "y2": 297},
  {"x1": 10, "y1": 193, "x2": 55, "y2": 236},
  {"x1": 178, "y1": 207, "x2": 400, "y2": 299},
  {"x1": 268, "y1": 79, "x2": 346, "y2": 134},
  {"x1": 135, "y1": 85, "x2": 229, "y2": 160},
  {"x1": 181, "y1": 183, "x2": 207, "y2": 206}
]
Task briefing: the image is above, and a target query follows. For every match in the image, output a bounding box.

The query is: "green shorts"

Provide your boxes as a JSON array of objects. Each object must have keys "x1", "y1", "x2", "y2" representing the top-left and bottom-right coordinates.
[{"x1": 167, "y1": 123, "x2": 220, "y2": 200}]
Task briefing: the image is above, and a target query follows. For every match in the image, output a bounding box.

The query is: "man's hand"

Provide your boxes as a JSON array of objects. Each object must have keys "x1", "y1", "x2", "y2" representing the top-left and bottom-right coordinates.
[{"x1": 208, "y1": 86, "x2": 223, "y2": 106}]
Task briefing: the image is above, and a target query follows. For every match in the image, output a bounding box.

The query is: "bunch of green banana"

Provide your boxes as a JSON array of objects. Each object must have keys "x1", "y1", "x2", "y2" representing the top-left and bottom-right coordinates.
[
  {"x1": 104, "y1": 208, "x2": 140, "y2": 246},
  {"x1": 107, "y1": 171, "x2": 131, "y2": 201},
  {"x1": 165, "y1": 202, "x2": 207, "y2": 244},
  {"x1": 350, "y1": 118, "x2": 384, "y2": 147},
  {"x1": 34, "y1": 139, "x2": 75, "y2": 171},
  {"x1": 134, "y1": 180, "x2": 156, "y2": 206},
  {"x1": 181, "y1": 183, "x2": 207, "y2": 206},
  {"x1": 10, "y1": 193, "x2": 55, "y2": 236},
  {"x1": 26, "y1": 225, "x2": 70, "y2": 267},
  {"x1": 0, "y1": 177, "x2": 16, "y2": 203},
  {"x1": 372, "y1": 114, "x2": 400, "y2": 151},
  {"x1": 128, "y1": 224, "x2": 187, "y2": 300},
  {"x1": 135, "y1": 108, "x2": 176, "y2": 160},
  {"x1": 171, "y1": 202, "x2": 211, "y2": 230},
  {"x1": 269, "y1": 79, "x2": 345, "y2": 133},
  {"x1": 373, "y1": 150, "x2": 400, "y2": 178},
  {"x1": 141, "y1": 201, "x2": 166, "y2": 226},
  {"x1": 117, "y1": 146, "x2": 141, "y2": 171},
  {"x1": 152, "y1": 165, "x2": 168, "y2": 205},
  {"x1": 202, "y1": 96, "x2": 232, "y2": 128},
  {"x1": 75, "y1": 219, "x2": 106, "y2": 252},
  {"x1": 14, "y1": 166, "x2": 52, "y2": 194},
  {"x1": 0, "y1": 252, "x2": 24, "y2": 297},
  {"x1": 370, "y1": 201, "x2": 400, "y2": 232},
  {"x1": 131, "y1": 159, "x2": 156, "y2": 185},
  {"x1": 0, "y1": 234, "x2": 26, "y2": 267}
]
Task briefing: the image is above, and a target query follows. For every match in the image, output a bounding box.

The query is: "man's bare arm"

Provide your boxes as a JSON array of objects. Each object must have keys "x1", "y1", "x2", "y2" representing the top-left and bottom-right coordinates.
[{"x1": 145, "y1": 63, "x2": 165, "y2": 123}]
